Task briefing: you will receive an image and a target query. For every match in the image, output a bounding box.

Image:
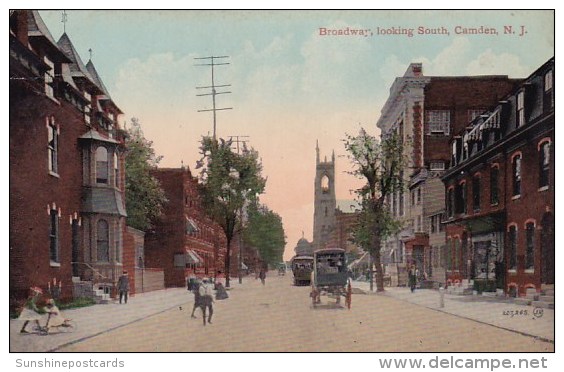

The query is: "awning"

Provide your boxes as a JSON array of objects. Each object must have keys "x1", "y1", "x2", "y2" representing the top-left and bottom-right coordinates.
[
  {"x1": 185, "y1": 249, "x2": 202, "y2": 264},
  {"x1": 185, "y1": 217, "x2": 200, "y2": 234}
]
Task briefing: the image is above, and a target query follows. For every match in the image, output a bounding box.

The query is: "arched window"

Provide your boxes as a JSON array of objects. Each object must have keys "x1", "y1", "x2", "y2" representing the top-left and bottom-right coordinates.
[
  {"x1": 512, "y1": 154, "x2": 522, "y2": 196},
  {"x1": 114, "y1": 152, "x2": 119, "y2": 188},
  {"x1": 539, "y1": 141, "x2": 551, "y2": 188},
  {"x1": 321, "y1": 175, "x2": 329, "y2": 194},
  {"x1": 96, "y1": 147, "x2": 109, "y2": 184},
  {"x1": 97, "y1": 219, "x2": 109, "y2": 262}
]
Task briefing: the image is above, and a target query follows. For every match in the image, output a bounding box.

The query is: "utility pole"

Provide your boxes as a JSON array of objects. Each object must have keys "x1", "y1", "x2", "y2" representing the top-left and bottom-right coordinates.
[
  {"x1": 195, "y1": 56, "x2": 232, "y2": 140},
  {"x1": 228, "y1": 135, "x2": 250, "y2": 285}
]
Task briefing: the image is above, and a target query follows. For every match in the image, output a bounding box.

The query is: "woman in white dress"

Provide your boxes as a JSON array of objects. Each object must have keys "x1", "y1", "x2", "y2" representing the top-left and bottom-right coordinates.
[{"x1": 19, "y1": 286, "x2": 43, "y2": 333}]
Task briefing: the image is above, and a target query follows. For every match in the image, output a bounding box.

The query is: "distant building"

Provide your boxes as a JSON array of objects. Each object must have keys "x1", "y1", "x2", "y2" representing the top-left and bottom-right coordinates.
[
  {"x1": 144, "y1": 167, "x2": 227, "y2": 287},
  {"x1": 377, "y1": 63, "x2": 521, "y2": 286},
  {"x1": 294, "y1": 235, "x2": 314, "y2": 257},
  {"x1": 442, "y1": 58, "x2": 554, "y2": 296},
  {"x1": 312, "y1": 141, "x2": 337, "y2": 251},
  {"x1": 10, "y1": 10, "x2": 129, "y2": 306}
]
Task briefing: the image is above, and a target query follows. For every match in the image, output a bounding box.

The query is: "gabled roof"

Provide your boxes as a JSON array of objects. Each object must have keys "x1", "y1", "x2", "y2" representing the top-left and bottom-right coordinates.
[
  {"x1": 27, "y1": 11, "x2": 70, "y2": 63},
  {"x1": 57, "y1": 33, "x2": 101, "y2": 94}
]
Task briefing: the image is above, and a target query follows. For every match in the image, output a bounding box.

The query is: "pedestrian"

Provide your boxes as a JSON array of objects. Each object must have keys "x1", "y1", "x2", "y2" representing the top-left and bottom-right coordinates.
[
  {"x1": 190, "y1": 278, "x2": 201, "y2": 318},
  {"x1": 198, "y1": 277, "x2": 214, "y2": 325},
  {"x1": 408, "y1": 266, "x2": 416, "y2": 293},
  {"x1": 259, "y1": 268, "x2": 266, "y2": 285},
  {"x1": 215, "y1": 281, "x2": 228, "y2": 300},
  {"x1": 117, "y1": 271, "x2": 130, "y2": 304},
  {"x1": 19, "y1": 286, "x2": 43, "y2": 333}
]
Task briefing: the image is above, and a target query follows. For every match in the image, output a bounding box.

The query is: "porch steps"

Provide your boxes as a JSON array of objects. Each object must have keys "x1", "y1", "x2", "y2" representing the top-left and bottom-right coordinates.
[{"x1": 447, "y1": 279, "x2": 473, "y2": 295}]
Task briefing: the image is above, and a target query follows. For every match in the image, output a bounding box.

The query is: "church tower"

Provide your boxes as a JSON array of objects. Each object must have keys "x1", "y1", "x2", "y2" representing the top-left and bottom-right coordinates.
[{"x1": 313, "y1": 141, "x2": 337, "y2": 251}]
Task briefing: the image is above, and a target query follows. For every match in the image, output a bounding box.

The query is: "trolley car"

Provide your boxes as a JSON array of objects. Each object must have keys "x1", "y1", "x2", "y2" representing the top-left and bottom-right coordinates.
[{"x1": 291, "y1": 255, "x2": 314, "y2": 286}]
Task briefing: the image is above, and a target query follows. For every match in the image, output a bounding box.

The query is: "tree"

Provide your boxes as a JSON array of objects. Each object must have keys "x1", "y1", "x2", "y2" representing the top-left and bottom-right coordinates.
[
  {"x1": 124, "y1": 118, "x2": 167, "y2": 231},
  {"x1": 243, "y1": 203, "x2": 286, "y2": 268},
  {"x1": 344, "y1": 127, "x2": 407, "y2": 292},
  {"x1": 197, "y1": 137, "x2": 266, "y2": 287}
]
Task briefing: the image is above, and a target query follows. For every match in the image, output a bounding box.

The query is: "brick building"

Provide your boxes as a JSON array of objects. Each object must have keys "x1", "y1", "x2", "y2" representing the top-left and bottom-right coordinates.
[
  {"x1": 442, "y1": 58, "x2": 554, "y2": 296},
  {"x1": 10, "y1": 11, "x2": 129, "y2": 306},
  {"x1": 144, "y1": 167, "x2": 227, "y2": 287},
  {"x1": 376, "y1": 63, "x2": 520, "y2": 286}
]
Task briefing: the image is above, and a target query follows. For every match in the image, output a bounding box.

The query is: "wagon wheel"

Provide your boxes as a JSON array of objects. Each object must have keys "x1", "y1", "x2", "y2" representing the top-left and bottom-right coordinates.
[{"x1": 345, "y1": 281, "x2": 352, "y2": 310}]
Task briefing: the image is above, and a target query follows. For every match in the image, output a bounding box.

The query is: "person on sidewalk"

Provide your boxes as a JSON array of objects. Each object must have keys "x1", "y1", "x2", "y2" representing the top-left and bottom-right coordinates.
[
  {"x1": 259, "y1": 268, "x2": 266, "y2": 286},
  {"x1": 190, "y1": 278, "x2": 202, "y2": 318},
  {"x1": 117, "y1": 271, "x2": 130, "y2": 304},
  {"x1": 215, "y1": 281, "x2": 228, "y2": 300},
  {"x1": 19, "y1": 286, "x2": 43, "y2": 334},
  {"x1": 408, "y1": 266, "x2": 417, "y2": 293},
  {"x1": 198, "y1": 278, "x2": 214, "y2": 325}
]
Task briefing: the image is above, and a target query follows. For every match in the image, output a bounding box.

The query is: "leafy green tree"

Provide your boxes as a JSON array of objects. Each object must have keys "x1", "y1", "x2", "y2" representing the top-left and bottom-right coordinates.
[
  {"x1": 197, "y1": 137, "x2": 266, "y2": 287},
  {"x1": 124, "y1": 118, "x2": 167, "y2": 231},
  {"x1": 344, "y1": 127, "x2": 406, "y2": 292},
  {"x1": 243, "y1": 204, "x2": 286, "y2": 268}
]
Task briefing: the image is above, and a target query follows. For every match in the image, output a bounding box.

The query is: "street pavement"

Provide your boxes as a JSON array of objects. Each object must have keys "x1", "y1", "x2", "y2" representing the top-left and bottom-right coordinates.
[
  {"x1": 351, "y1": 280, "x2": 554, "y2": 343},
  {"x1": 10, "y1": 273, "x2": 554, "y2": 352}
]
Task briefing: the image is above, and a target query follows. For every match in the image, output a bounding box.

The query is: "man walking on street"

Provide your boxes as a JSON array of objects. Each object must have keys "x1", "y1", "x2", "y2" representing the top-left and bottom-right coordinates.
[
  {"x1": 117, "y1": 271, "x2": 130, "y2": 304},
  {"x1": 190, "y1": 278, "x2": 201, "y2": 318},
  {"x1": 199, "y1": 278, "x2": 214, "y2": 325}
]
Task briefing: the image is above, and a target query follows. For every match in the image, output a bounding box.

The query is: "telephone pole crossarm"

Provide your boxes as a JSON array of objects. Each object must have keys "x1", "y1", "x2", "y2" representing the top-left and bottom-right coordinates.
[{"x1": 195, "y1": 55, "x2": 232, "y2": 140}]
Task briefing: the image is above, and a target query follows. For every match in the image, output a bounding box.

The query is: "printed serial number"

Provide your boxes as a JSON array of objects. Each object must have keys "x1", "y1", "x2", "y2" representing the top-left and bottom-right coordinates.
[{"x1": 502, "y1": 309, "x2": 529, "y2": 317}]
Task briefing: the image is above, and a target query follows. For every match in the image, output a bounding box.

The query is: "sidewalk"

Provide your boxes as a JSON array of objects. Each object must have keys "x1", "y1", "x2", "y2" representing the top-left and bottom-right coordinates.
[
  {"x1": 10, "y1": 279, "x2": 253, "y2": 352},
  {"x1": 10, "y1": 288, "x2": 193, "y2": 352},
  {"x1": 351, "y1": 280, "x2": 554, "y2": 342}
]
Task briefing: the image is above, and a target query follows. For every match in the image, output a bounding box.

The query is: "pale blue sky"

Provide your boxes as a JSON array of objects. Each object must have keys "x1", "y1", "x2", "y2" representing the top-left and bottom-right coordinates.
[{"x1": 38, "y1": 10, "x2": 554, "y2": 259}]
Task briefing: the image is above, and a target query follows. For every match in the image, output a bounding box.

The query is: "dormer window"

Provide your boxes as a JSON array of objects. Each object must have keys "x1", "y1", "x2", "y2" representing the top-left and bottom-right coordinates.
[{"x1": 516, "y1": 91, "x2": 525, "y2": 127}]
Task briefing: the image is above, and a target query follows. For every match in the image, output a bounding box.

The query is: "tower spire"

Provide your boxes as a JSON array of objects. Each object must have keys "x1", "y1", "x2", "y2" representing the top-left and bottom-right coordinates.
[{"x1": 316, "y1": 139, "x2": 320, "y2": 164}]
